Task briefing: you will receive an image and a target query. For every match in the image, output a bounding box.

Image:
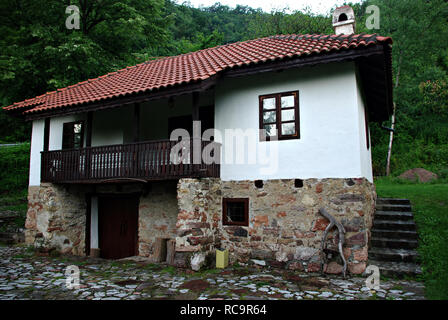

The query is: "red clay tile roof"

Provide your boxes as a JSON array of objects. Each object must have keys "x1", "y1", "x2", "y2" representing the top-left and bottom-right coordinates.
[{"x1": 4, "y1": 33, "x2": 392, "y2": 116}]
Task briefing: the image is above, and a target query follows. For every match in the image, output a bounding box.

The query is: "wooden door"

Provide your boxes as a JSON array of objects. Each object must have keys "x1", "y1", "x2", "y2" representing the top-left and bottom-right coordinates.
[{"x1": 98, "y1": 195, "x2": 138, "y2": 259}]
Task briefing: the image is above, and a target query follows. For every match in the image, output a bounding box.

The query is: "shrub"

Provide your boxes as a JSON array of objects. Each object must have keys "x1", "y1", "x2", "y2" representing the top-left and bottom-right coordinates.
[{"x1": 0, "y1": 143, "x2": 30, "y2": 194}]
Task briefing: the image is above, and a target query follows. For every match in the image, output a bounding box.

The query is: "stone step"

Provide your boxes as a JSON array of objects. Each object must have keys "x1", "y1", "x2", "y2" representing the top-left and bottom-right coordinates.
[
  {"x1": 373, "y1": 219, "x2": 417, "y2": 231},
  {"x1": 375, "y1": 211, "x2": 414, "y2": 221},
  {"x1": 376, "y1": 198, "x2": 411, "y2": 205},
  {"x1": 368, "y1": 260, "x2": 422, "y2": 278},
  {"x1": 375, "y1": 204, "x2": 412, "y2": 212},
  {"x1": 371, "y1": 229, "x2": 418, "y2": 240},
  {"x1": 369, "y1": 247, "x2": 419, "y2": 263},
  {"x1": 371, "y1": 237, "x2": 418, "y2": 249}
]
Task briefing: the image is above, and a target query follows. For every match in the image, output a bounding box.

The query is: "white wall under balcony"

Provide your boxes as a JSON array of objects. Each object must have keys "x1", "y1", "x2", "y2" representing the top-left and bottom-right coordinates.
[
  {"x1": 214, "y1": 61, "x2": 373, "y2": 182},
  {"x1": 139, "y1": 90, "x2": 214, "y2": 141},
  {"x1": 29, "y1": 119, "x2": 44, "y2": 186},
  {"x1": 91, "y1": 105, "x2": 133, "y2": 147},
  {"x1": 48, "y1": 114, "x2": 85, "y2": 151},
  {"x1": 28, "y1": 92, "x2": 214, "y2": 185}
]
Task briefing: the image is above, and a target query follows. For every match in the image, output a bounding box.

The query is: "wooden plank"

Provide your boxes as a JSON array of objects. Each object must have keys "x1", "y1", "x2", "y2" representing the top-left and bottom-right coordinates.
[
  {"x1": 166, "y1": 239, "x2": 176, "y2": 265},
  {"x1": 86, "y1": 112, "x2": 93, "y2": 147},
  {"x1": 43, "y1": 118, "x2": 50, "y2": 152},
  {"x1": 133, "y1": 103, "x2": 140, "y2": 142},
  {"x1": 152, "y1": 238, "x2": 167, "y2": 263}
]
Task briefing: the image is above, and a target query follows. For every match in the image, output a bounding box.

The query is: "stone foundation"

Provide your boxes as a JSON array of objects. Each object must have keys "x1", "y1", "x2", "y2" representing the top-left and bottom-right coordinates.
[
  {"x1": 174, "y1": 178, "x2": 221, "y2": 268},
  {"x1": 25, "y1": 177, "x2": 375, "y2": 275},
  {"x1": 176, "y1": 178, "x2": 376, "y2": 274},
  {"x1": 25, "y1": 183, "x2": 87, "y2": 255},
  {"x1": 138, "y1": 181, "x2": 178, "y2": 258}
]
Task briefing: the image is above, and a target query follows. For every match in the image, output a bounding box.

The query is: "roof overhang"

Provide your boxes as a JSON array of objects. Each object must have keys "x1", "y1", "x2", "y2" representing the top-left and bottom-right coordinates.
[{"x1": 9, "y1": 43, "x2": 393, "y2": 123}]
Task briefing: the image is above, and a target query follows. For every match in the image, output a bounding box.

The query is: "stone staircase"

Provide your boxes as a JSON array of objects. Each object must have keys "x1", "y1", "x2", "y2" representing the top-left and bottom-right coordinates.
[{"x1": 368, "y1": 198, "x2": 422, "y2": 278}]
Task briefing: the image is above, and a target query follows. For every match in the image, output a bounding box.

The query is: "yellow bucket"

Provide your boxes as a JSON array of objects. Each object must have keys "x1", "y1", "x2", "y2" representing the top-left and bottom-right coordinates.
[{"x1": 216, "y1": 248, "x2": 229, "y2": 269}]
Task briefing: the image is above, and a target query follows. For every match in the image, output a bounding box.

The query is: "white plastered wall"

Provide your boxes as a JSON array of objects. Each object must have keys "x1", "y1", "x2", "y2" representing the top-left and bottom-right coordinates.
[
  {"x1": 215, "y1": 61, "x2": 372, "y2": 182},
  {"x1": 29, "y1": 119, "x2": 45, "y2": 186}
]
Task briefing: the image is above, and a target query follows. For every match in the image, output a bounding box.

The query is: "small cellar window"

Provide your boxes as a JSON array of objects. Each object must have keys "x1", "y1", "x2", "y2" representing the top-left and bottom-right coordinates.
[
  {"x1": 294, "y1": 179, "x2": 304, "y2": 188},
  {"x1": 222, "y1": 198, "x2": 249, "y2": 226},
  {"x1": 254, "y1": 180, "x2": 264, "y2": 188}
]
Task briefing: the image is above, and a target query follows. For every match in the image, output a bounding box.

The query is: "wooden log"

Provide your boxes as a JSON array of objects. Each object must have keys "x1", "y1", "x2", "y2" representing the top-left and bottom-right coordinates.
[
  {"x1": 153, "y1": 238, "x2": 167, "y2": 263},
  {"x1": 166, "y1": 239, "x2": 176, "y2": 265},
  {"x1": 319, "y1": 208, "x2": 347, "y2": 278}
]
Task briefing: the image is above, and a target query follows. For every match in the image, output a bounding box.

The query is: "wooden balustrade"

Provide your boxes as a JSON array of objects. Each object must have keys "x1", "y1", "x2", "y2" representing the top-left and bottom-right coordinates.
[{"x1": 41, "y1": 139, "x2": 220, "y2": 183}]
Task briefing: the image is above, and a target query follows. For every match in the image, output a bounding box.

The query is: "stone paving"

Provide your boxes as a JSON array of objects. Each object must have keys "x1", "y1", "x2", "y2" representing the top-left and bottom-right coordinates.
[{"x1": 0, "y1": 245, "x2": 425, "y2": 300}]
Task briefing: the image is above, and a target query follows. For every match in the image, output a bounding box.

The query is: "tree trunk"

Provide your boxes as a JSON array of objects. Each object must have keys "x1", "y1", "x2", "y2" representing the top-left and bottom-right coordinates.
[
  {"x1": 385, "y1": 53, "x2": 402, "y2": 176},
  {"x1": 386, "y1": 103, "x2": 396, "y2": 176}
]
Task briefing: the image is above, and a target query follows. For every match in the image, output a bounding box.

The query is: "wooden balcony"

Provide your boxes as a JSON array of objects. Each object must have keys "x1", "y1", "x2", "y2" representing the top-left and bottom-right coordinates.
[{"x1": 41, "y1": 139, "x2": 220, "y2": 183}]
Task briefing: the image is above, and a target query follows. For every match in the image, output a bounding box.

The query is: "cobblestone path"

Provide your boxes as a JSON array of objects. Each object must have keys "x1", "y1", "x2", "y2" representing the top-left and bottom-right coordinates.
[{"x1": 0, "y1": 245, "x2": 425, "y2": 300}]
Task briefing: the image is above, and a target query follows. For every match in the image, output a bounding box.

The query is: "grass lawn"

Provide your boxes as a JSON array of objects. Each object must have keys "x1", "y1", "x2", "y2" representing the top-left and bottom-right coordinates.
[{"x1": 375, "y1": 178, "x2": 448, "y2": 300}]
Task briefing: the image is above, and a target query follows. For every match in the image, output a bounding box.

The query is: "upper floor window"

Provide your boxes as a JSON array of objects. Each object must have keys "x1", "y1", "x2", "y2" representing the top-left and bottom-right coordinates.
[
  {"x1": 259, "y1": 91, "x2": 300, "y2": 141},
  {"x1": 62, "y1": 121, "x2": 84, "y2": 149}
]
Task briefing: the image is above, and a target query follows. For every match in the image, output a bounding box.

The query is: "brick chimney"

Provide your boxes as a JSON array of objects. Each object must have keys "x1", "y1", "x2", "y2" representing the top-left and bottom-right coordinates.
[{"x1": 332, "y1": 5, "x2": 355, "y2": 35}]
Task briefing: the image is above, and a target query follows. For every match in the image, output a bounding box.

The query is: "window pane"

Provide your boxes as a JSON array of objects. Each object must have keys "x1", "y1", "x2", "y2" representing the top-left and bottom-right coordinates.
[
  {"x1": 281, "y1": 123, "x2": 296, "y2": 135},
  {"x1": 74, "y1": 123, "x2": 82, "y2": 134},
  {"x1": 263, "y1": 124, "x2": 277, "y2": 137},
  {"x1": 281, "y1": 109, "x2": 295, "y2": 121},
  {"x1": 263, "y1": 111, "x2": 276, "y2": 123},
  {"x1": 281, "y1": 95, "x2": 295, "y2": 109},
  {"x1": 226, "y1": 202, "x2": 245, "y2": 223},
  {"x1": 262, "y1": 97, "x2": 276, "y2": 110}
]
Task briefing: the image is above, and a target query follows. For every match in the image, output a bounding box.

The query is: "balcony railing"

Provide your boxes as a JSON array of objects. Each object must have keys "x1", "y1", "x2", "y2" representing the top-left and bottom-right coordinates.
[{"x1": 41, "y1": 139, "x2": 220, "y2": 183}]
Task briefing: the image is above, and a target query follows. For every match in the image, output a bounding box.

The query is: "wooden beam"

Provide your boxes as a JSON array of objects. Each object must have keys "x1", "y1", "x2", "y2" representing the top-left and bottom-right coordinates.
[
  {"x1": 86, "y1": 111, "x2": 93, "y2": 147},
  {"x1": 152, "y1": 238, "x2": 167, "y2": 262},
  {"x1": 43, "y1": 118, "x2": 50, "y2": 152},
  {"x1": 133, "y1": 103, "x2": 140, "y2": 142},
  {"x1": 192, "y1": 92, "x2": 199, "y2": 121},
  {"x1": 166, "y1": 240, "x2": 176, "y2": 265},
  {"x1": 25, "y1": 77, "x2": 218, "y2": 121}
]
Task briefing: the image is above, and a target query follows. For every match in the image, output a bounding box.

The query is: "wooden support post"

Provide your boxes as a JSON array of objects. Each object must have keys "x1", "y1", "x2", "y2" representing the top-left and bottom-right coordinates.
[
  {"x1": 192, "y1": 92, "x2": 200, "y2": 172},
  {"x1": 43, "y1": 118, "x2": 50, "y2": 152},
  {"x1": 166, "y1": 239, "x2": 176, "y2": 265},
  {"x1": 133, "y1": 103, "x2": 140, "y2": 143},
  {"x1": 85, "y1": 112, "x2": 93, "y2": 179},
  {"x1": 86, "y1": 112, "x2": 93, "y2": 147},
  {"x1": 192, "y1": 92, "x2": 199, "y2": 121}
]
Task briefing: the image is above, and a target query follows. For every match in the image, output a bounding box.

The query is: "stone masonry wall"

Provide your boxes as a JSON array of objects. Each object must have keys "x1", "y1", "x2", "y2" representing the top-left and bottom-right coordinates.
[
  {"x1": 25, "y1": 183, "x2": 87, "y2": 255},
  {"x1": 25, "y1": 177, "x2": 375, "y2": 276},
  {"x1": 176, "y1": 178, "x2": 376, "y2": 274},
  {"x1": 25, "y1": 182, "x2": 179, "y2": 258},
  {"x1": 138, "y1": 181, "x2": 178, "y2": 258},
  {"x1": 175, "y1": 178, "x2": 222, "y2": 267}
]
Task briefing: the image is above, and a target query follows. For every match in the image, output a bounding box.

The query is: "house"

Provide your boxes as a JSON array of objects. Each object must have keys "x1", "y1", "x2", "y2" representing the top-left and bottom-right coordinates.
[{"x1": 3, "y1": 7, "x2": 393, "y2": 274}]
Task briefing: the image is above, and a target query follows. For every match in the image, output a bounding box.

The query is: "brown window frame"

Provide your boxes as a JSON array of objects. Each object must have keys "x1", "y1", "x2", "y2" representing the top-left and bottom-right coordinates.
[
  {"x1": 222, "y1": 198, "x2": 249, "y2": 226},
  {"x1": 62, "y1": 120, "x2": 85, "y2": 150},
  {"x1": 259, "y1": 90, "x2": 300, "y2": 141}
]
